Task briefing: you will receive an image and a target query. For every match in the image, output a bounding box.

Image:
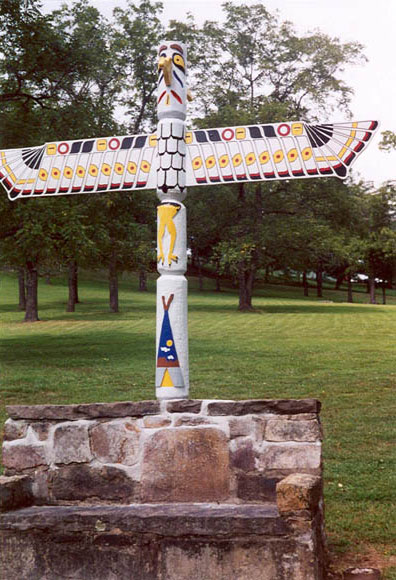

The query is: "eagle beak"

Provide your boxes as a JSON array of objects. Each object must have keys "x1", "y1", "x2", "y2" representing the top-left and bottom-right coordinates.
[{"x1": 158, "y1": 56, "x2": 172, "y2": 87}]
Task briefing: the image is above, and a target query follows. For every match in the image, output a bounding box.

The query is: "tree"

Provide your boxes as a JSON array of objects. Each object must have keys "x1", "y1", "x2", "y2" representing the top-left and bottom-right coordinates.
[
  {"x1": 0, "y1": 0, "x2": 122, "y2": 319},
  {"x1": 379, "y1": 130, "x2": 396, "y2": 152},
  {"x1": 170, "y1": 3, "x2": 367, "y2": 309},
  {"x1": 356, "y1": 184, "x2": 396, "y2": 304},
  {"x1": 113, "y1": 0, "x2": 165, "y2": 134}
]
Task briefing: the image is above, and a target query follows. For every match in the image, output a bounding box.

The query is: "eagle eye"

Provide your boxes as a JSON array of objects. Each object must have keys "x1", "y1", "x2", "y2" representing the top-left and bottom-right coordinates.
[{"x1": 173, "y1": 54, "x2": 185, "y2": 71}]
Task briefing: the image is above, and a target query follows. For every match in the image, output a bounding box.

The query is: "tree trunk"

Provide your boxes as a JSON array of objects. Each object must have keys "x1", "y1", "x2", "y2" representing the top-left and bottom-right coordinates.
[
  {"x1": 238, "y1": 264, "x2": 255, "y2": 311},
  {"x1": 303, "y1": 271, "x2": 309, "y2": 297},
  {"x1": 24, "y1": 261, "x2": 39, "y2": 322},
  {"x1": 66, "y1": 260, "x2": 79, "y2": 312},
  {"x1": 368, "y1": 277, "x2": 376, "y2": 304},
  {"x1": 382, "y1": 282, "x2": 386, "y2": 305},
  {"x1": 139, "y1": 270, "x2": 148, "y2": 292},
  {"x1": 215, "y1": 259, "x2": 221, "y2": 292},
  {"x1": 335, "y1": 271, "x2": 345, "y2": 290},
  {"x1": 347, "y1": 276, "x2": 353, "y2": 303},
  {"x1": 197, "y1": 254, "x2": 203, "y2": 291},
  {"x1": 18, "y1": 267, "x2": 26, "y2": 311},
  {"x1": 109, "y1": 252, "x2": 119, "y2": 313},
  {"x1": 316, "y1": 263, "x2": 323, "y2": 298}
]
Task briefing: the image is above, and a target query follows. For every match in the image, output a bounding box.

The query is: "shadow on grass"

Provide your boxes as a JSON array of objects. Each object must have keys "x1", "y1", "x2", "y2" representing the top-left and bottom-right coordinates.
[
  {"x1": 1, "y1": 300, "x2": 384, "y2": 322},
  {"x1": 255, "y1": 304, "x2": 382, "y2": 315},
  {"x1": 1, "y1": 331, "x2": 154, "y2": 366}
]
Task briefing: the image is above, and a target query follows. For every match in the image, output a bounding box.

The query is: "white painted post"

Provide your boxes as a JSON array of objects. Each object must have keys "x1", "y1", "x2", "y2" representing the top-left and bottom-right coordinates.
[{"x1": 155, "y1": 41, "x2": 189, "y2": 400}]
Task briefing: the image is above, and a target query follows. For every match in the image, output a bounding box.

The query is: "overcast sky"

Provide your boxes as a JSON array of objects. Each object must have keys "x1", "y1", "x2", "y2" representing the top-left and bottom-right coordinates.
[{"x1": 41, "y1": 0, "x2": 395, "y2": 187}]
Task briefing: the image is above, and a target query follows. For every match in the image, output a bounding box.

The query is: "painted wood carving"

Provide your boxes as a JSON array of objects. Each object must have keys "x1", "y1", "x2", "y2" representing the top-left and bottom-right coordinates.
[
  {"x1": 0, "y1": 40, "x2": 379, "y2": 401},
  {"x1": 0, "y1": 121, "x2": 378, "y2": 200}
]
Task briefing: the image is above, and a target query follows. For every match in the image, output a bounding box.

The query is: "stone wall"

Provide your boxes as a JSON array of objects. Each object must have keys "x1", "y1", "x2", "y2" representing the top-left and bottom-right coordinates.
[
  {"x1": 0, "y1": 398, "x2": 327, "y2": 579},
  {"x1": 2, "y1": 398, "x2": 322, "y2": 505}
]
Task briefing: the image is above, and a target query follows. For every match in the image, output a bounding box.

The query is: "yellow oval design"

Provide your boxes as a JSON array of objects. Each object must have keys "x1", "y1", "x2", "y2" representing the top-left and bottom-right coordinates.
[
  {"x1": 102, "y1": 163, "x2": 111, "y2": 176},
  {"x1": 288, "y1": 149, "x2": 298, "y2": 162},
  {"x1": 232, "y1": 154, "x2": 242, "y2": 167},
  {"x1": 302, "y1": 147, "x2": 312, "y2": 160},
  {"x1": 205, "y1": 156, "x2": 215, "y2": 169},
  {"x1": 245, "y1": 152, "x2": 256, "y2": 166},
  {"x1": 259, "y1": 151, "x2": 270, "y2": 164},
  {"x1": 140, "y1": 160, "x2": 151, "y2": 173},
  {"x1": 39, "y1": 169, "x2": 48, "y2": 181},
  {"x1": 115, "y1": 163, "x2": 124, "y2": 175},
  {"x1": 128, "y1": 162, "x2": 137, "y2": 174},
  {"x1": 76, "y1": 166, "x2": 85, "y2": 178},
  {"x1": 219, "y1": 155, "x2": 229, "y2": 168},
  {"x1": 274, "y1": 150, "x2": 284, "y2": 163},
  {"x1": 51, "y1": 168, "x2": 61, "y2": 179},
  {"x1": 64, "y1": 167, "x2": 73, "y2": 179},
  {"x1": 192, "y1": 156, "x2": 202, "y2": 170},
  {"x1": 89, "y1": 164, "x2": 98, "y2": 177}
]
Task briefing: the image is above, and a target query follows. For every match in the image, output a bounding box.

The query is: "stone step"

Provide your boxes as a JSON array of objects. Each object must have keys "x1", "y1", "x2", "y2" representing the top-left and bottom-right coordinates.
[{"x1": 0, "y1": 502, "x2": 289, "y2": 537}]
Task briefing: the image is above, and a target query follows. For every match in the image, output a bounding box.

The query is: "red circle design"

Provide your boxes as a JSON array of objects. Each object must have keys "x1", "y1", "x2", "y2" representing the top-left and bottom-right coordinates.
[
  {"x1": 109, "y1": 138, "x2": 120, "y2": 150},
  {"x1": 222, "y1": 128, "x2": 234, "y2": 141},
  {"x1": 277, "y1": 124, "x2": 290, "y2": 136},
  {"x1": 58, "y1": 142, "x2": 70, "y2": 155}
]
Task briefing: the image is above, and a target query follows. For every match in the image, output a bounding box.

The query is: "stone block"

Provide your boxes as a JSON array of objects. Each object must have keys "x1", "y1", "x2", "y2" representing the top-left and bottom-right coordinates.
[
  {"x1": 3, "y1": 419, "x2": 28, "y2": 441},
  {"x1": 30, "y1": 422, "x2": 51, "y2": 441},
  {"x1": 141, "y1": 427, "x2": 230, "y2": 502},
  {"x1": 236, "y1": 473, "x2": 280, "y2": 502},
  {"x1": 285, "y1": 413, "x2": 318, "y2": 421},
  {"x1": 229, "y1": 416, "x2": 255, "y2": 439},
  {"x1": 163, "y1": 542, "x2": 278, "y2": 580},
  {"x1": 7, "y1": 400, "x2": 160, "y2": 421},
  {"x1": 49, "y1": 464, "x2": 138, "y2": 502},
  {"x1": 53, "y1": 424, "x2": 92, "y2": 465},
  {"x1": 0, "y1": 475, "x2": 34, "y2": 512},
  {"x1": 143, "y1": 416, "x2": 171, "y2": 428},
  {"x1": 276, "y1": 473, "x2": 322, "y2": 514},
  {"x1": 166, "y1": 400, "x2": 202, "y2": 414},
  {"x1": 265, "y1": 419, "x2": 321, "y2": 442},
  {"x1": 230, "y1": 439, "x2": 256, "y2": 471},
  {"x1": 343, "y1": 569, "x2": 381, "y2": 580},
  {"x1": 2, "y1": 443, "x2": 47, "y2": 472},
  {"x1": 207, "y1": 399, "x2": 321, "y2": 416},
  {"x1": 258, "y1": 444, "x2": 321, "y2": 471},
  {"x1": 90, "y1": 420, "x2": 140, "y2": 465},
  {"x1": 173, "y1": 416, "x2": 211, "y2": 427}
]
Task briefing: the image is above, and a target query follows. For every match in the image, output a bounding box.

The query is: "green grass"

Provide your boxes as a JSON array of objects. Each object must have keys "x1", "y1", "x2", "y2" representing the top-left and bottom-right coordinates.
[{"x1": 1, "y1": 271, "x2": 395, "y2": 574}]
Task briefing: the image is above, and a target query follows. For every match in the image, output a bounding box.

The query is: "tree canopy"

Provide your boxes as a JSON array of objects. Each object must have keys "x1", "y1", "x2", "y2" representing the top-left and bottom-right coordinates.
[{"x1": 0, "y1": 0, "x2": 394, "y2": 318}]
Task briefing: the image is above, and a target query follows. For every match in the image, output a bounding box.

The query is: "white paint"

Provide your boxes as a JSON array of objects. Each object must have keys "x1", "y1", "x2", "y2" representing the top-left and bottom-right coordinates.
[{"x1": 156, "y1": 41, "x2": 189, "y2": 400}]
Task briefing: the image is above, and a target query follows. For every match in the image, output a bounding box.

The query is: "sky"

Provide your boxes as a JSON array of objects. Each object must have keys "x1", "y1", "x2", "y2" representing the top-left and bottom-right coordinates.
[{"x1": 41, "y1": 0, "x2": 395, "y2": 187}]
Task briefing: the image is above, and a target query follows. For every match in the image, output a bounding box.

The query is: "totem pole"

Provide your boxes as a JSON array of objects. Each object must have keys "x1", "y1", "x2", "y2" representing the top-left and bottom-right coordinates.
[
  {"x1": 155, "y1": 42, "x2": 189, "y2": 399},
  {"x1": 0, "y1": 40, "x2": 379, "y2": 401}
]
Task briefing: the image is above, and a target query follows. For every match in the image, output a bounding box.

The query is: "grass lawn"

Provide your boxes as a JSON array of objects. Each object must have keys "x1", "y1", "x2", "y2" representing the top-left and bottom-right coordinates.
[{"x1": 1, "y1": 270, "x2": 395, "y2": 577}]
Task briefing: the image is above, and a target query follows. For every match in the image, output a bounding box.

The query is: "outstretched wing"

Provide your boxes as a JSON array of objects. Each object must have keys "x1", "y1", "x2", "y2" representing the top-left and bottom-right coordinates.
[
  {"x1": 185, "y1": 121, "x2": 378, "y2": 187},
  {"x1": 0, "y1": 133, "x2": 158, "y2": 200}
]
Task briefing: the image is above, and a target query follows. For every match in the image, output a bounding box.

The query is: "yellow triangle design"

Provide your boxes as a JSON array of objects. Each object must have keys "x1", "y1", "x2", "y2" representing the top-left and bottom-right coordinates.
[{"x1": 160, "y1": 368, "x2": 174, "y2": 387}]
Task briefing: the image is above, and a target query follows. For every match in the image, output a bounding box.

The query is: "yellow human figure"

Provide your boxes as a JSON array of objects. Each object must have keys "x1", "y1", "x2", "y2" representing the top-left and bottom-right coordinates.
[{"x1": 157, "y1": 203, "x2": 181, "y2": 266}]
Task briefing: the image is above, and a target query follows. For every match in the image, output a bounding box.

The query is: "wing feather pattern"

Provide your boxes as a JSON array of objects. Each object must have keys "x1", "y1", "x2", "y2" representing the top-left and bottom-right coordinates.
[
  {"x1": 0, "y1": 120, "x2": 379, "y2": 200},
  {"x1": 184, "y1": 121, "x2": 379, "y2": 187},
  {"x1": 0, "y1": 133, "x2": 158, "y2": 200}
]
